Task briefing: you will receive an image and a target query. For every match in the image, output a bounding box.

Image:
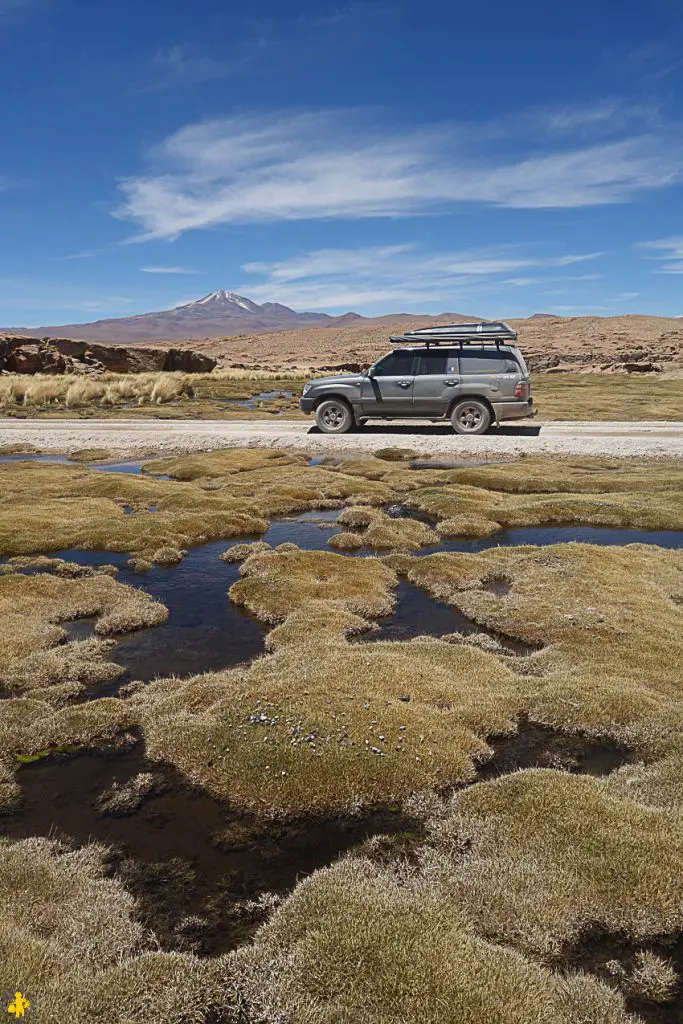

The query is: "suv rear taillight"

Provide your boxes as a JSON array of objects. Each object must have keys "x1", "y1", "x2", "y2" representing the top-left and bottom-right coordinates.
[{"x1": 514, "y1": 381, "x2": 529, "y2": 400}]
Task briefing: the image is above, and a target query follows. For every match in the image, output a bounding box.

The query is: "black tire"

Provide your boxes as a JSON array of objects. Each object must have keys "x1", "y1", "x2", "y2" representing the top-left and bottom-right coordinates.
[
  {"x1": 315, "y1": 398, "x2": 354, "y2": 434},
  {"x1": 451, "y1": 399, "x2": 492, "y2": 435}
]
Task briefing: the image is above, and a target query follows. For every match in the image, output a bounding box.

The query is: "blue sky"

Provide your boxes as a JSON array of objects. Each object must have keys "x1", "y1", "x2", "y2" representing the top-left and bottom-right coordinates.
[{"x1": 2, "y1": 0, "x2": 683, "y2": 325}]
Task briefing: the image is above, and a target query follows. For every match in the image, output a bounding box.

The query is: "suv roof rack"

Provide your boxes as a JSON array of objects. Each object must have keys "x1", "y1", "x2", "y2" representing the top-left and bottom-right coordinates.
[{"x1": 390, "y1": 321, "x2": 517, "y2": 347}]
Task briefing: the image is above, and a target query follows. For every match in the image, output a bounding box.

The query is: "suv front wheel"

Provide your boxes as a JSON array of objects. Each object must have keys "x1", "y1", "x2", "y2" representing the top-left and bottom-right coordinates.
[
  {"x1": 315, "y1": 398, "x2": 354, "y2": 434},
  {"x1": 451, "y1": 399, "x2": 492, "y2": 435}
]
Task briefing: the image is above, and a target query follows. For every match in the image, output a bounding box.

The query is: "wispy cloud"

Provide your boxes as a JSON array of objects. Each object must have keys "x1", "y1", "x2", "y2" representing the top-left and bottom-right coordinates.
[
  {"x1": 636, "y1": 236, "x2": 683, "y2": 272},
  {"x1": 239, "y1": 243, "x2": 605, "y2": 310},
  {"x1": 115, "y1": 105, "x2": 683, "y2": 240},
  {"x1": 140, "y1": 265, "x2": 199, "y2": 275},
  {"x1": 146, "y1": 40, "x2": 269, "y2": 90}
]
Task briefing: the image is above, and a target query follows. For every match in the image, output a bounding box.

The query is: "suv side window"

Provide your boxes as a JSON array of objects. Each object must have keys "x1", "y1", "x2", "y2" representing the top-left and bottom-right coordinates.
[
  {"x1": 459, "y1": 349, "x2": 518, "y2": 374},
  {"x1": 415, "y1": 350, "x2": 448, "y2": 375},
  {"x1": 372, "y1": 351, "x2": 415, "y2": 376}
]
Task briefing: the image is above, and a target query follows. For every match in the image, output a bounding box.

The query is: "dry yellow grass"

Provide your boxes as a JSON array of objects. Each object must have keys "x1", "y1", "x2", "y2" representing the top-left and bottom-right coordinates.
[
  {"x1": 241, "y1": 857, "x2": 631, "y2": 1024},
  {"x1": 0, "y1": 836, "x2": 239, "y2": 1024},
  {"x1": 436, "y1": 769, "x2": 683, "y2": 955},
  {"x1": 0, "y1": 371, "x2": 193, "y2": 413},
  {"x1": 1, "y1": 448, "x2": 682, "y2": 1024},
  {"x1": 230, "y1": 547, "x2": 397, "y2": 624},
  {"x1": 0, "y1": 571, "x2": 167, "y2": 695},
  {"x1": 329, "y1": 507, "x2": 438, "y2": 551},
  {"x1": 407, "y1": 462, "x2": 683, "y2": 532},
  {"x1": 0, "y1": 462, "x2": 268, "y2": 558}
]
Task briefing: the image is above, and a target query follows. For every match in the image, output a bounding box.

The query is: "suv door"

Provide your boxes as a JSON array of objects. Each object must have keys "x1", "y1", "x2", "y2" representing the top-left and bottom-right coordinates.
[
  {"x1": 412, "y1": 348, "x2": 460, "y2": 416},
  {"x1": 360, "y1": 350, "x2": 416, "y2": 415}
]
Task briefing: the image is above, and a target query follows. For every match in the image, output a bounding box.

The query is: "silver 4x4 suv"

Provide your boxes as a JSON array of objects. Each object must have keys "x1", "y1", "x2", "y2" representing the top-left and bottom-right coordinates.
[{"x1": 300, "y1": 321, "x2": 533, "y2": 435}]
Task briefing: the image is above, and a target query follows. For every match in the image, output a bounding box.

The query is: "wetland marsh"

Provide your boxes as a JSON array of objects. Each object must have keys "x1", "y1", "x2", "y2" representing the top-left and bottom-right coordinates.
[{"x1": 1, "y1": 448, "x2": 682, "y2": 1023}]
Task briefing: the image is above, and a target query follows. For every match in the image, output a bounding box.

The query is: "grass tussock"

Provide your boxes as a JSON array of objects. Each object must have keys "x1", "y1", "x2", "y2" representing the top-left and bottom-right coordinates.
[
  {"x1": 407, "y1": 477, "x2": 683, "y2": 532},
  {"x1": 2, "y1": 448, "x2": 683, "y2": 1023},
  {"x1": 136, "y1": 629, "x2": 520, "y2": 812},
  {"x1": 220, "y1": 540, "x2": 272, "y2": 563},
  {"x1": 429, "y1": 769, "x2": 683, "y2": 955},
  {"x1": 0, "y1": 571, "x2": 167, "y2": 694},
  {"x1": 68, "y1": 448, "x2": 113, "y2": 462},
  {"x1": 331, "y1": 506, "x2": 438, "y2": 551},
  {"x1": 0, "y1": 462, "x2": 268, "y2": 558},
  {"x1": 0, "y1": 372, "x2": 193, "y2": 413},
  {"x1": 242, "y1": 857, "x2": 631, "y2": 1024},
  {"x1": 151, "y1": 546, "x2": 185, "y2": 567},
  {"x1": 230, "y1": 547, "x2": 397, "y2": 624},
  {"x1": 141, "y1": 448, "x2": 303, "y2": 480},
  {"x1": 436, "y1": 514, "x2": 502, "y2": 538},
  {"x1": 0, "y1": 836, "x2": 239, "y2": 1024}
]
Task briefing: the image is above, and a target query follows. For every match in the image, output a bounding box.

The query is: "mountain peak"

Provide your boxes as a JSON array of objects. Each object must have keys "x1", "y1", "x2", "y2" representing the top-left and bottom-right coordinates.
[{"x1": 183, "y1": 290, "x2": 263, "y2": 314}]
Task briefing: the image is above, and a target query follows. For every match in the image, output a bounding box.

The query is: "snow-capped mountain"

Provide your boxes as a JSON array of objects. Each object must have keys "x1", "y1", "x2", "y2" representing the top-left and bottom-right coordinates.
[
  {"x1": 187, "y1": 290, "x2": 265, "y2": 315},
  {"x1": 4, "y1": 291, "x2": 339, "y2": 342},
  {"x1": 3, "y1": 290, "x2": 476, "y2": 343}
]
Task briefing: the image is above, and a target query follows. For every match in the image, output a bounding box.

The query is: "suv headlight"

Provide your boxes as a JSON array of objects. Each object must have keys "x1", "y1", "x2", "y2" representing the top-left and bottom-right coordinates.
[{"x1": 302, "y1": 382, "x2": 313, "y2": 395}]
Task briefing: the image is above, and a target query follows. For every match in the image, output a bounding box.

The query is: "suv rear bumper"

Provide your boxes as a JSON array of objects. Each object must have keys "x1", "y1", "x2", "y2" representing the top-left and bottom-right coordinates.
[{"x1": 492, "y1": 399, "x2": 534, "y2": 421}]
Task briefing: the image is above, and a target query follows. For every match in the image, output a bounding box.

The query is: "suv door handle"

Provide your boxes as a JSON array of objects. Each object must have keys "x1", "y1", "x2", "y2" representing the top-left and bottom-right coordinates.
[
  {"x1": 396, "y1": 380, "x2": 412, "y2": 388},
  {"x1": 443, "y1": 378, "x2": 460, "y2": 385}
]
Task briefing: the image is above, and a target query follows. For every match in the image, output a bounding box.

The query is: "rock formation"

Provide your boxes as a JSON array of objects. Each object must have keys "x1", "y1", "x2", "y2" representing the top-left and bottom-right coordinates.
[{"x1": 0, "y1": 337, "x2": 216, "y2": 375}]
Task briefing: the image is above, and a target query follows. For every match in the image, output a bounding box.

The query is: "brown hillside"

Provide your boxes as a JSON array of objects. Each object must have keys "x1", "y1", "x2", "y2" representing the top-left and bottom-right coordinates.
[{"x1": 179, "y1": 314, "x2": 683, "y2": 372}]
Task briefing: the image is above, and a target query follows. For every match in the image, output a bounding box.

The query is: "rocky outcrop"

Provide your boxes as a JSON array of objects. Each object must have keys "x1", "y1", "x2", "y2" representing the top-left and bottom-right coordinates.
[
  {"x1": 0, "y1": 337, "x2": 216, "y2": 375},
  {"x1": 527, "y1": 352, "x2": 664, "y2": 374}
]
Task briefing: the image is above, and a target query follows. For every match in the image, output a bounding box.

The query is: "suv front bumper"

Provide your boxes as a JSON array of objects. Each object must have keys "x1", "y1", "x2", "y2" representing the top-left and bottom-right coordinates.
[{"x1": 300, "y1": 396, "x2": 314, "y2": 414}]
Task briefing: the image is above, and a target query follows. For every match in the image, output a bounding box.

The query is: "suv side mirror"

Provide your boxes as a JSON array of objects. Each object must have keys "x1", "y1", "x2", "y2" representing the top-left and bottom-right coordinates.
[{"x1": 366, "y1": 367, "x2": 375, "y2": 379}]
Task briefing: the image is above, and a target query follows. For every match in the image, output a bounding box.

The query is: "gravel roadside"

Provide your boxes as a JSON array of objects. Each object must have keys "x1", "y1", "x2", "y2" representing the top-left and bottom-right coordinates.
[{"x1": 1, "y1": 417, "x2": 682, "y2": 459}]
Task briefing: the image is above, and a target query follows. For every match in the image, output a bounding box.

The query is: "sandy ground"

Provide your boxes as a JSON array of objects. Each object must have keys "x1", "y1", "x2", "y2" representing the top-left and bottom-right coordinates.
[{"x1": 1, "y1": 417, "x2": 682, "y2": 458}]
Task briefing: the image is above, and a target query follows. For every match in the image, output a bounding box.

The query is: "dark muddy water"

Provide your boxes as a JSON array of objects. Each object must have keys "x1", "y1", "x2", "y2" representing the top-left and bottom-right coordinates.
[
  {"x1": 0, "y1": 453, "x2": 161, "y2": 476},
  {"x1": 0, "y1": 737, "x2": 419, "y2": 955},
  {"x1": 365, "y1": 580, "x2": 539, "y2": 656},
  {"x1": 0, "y1": 452, "x2": 72, "y2": 464},
  {"x1": 443, "y1": 524, "x2": 683, "y2": 552},
  {"x1": 37, "y1": 508, "x2": 683, "y2": 688},
  {"x1": 235, "y1": 389, "x2": 293, "y2": 409},
  {"x1": 477, "y1": 721, "x2": 635, "y2": 780},
  {"x1": 0, "y1": 721, "x2": 637, "y2": 958},
  {"x1": 55, "y1": 541, "x2": 266, "y2": 687}
]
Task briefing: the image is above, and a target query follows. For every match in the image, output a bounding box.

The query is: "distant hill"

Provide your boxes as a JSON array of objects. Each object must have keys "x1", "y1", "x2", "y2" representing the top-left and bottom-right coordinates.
[
  {"x1": 3, "y1": 290, "x2": 479, "y2": 344},
  {"x1": 528, "y1": 312, "x2": 558, "y2": 319}
]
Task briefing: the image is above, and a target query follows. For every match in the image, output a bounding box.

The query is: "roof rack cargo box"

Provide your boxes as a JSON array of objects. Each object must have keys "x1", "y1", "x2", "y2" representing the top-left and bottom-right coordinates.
[{"x1": 391, "y1": 321, "x2": 518, "y2": 346}]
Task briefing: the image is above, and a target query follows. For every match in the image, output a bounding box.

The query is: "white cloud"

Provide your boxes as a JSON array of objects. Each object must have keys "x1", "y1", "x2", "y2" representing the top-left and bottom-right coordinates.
[
  {"x1": 239, "y1": 243, "x2": 605, "y2": 311},
  {"x1": 115, "y1": 107, "x2": 683, "y2": 240},
  {"x1": 140, "y1": 265, "x2": 199, "y2": 274},
  {"x1": 636, "y1": 237, "x2": 683, "y2": 272}
]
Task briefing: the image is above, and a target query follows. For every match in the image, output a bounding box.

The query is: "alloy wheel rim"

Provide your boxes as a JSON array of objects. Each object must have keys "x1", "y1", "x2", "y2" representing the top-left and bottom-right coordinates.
[
  {"x1": 323, "y1": 405, "x2": 344, "y2": 428},
  {"x1": 458, "y1": 406, "x2": 482, "y2": 431}
]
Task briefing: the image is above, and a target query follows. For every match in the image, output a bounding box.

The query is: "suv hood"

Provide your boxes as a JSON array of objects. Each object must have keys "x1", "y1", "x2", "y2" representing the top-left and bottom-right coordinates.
[{"x1": 309, "y1": 373, "x2": 365, "y2": 387}]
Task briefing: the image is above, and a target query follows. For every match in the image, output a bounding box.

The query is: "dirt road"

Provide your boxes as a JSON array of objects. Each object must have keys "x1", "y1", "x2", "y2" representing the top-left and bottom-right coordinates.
[{"x1": 1, "y1": 417, "x2": 682, "y2": 458}]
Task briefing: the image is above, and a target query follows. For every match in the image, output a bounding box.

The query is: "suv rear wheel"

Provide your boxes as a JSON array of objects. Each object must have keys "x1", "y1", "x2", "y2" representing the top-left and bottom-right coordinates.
[
  {"x1": 316, "y1": 398, "x2": 354, "y2": 434},
  {"x1": 451, "y1": 399, "x2": 492, "y2": 435}
]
